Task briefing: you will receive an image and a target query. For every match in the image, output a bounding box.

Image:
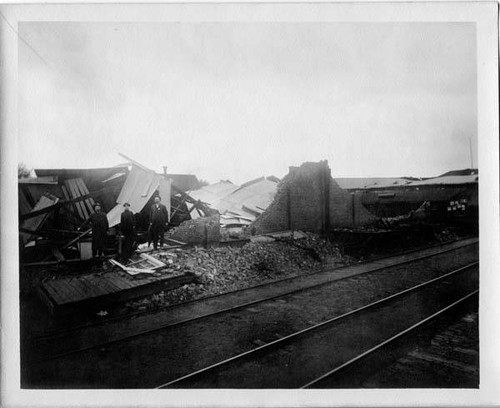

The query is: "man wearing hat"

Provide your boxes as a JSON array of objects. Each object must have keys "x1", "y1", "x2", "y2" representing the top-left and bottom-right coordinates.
[
  {"x1": 120, "y1": 202, "x2": 136, "y2": 261},
  {"x1": 149, "y1": 195, "x2": 169, "y2": 250},
  {"x1": 81, "y1": 203, "x2": 109, "y2": 258}
]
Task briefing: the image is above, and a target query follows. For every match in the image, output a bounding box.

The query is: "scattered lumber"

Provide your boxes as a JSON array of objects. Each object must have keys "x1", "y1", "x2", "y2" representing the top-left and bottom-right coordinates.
[{"x1": 109, "y1": 255, "x2": 166, "y2": 276}]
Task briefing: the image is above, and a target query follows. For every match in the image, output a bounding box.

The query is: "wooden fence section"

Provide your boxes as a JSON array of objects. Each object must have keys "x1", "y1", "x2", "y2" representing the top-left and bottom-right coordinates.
[{"x1": 37, "y1": 270, "x2": 196, "y2": 316}]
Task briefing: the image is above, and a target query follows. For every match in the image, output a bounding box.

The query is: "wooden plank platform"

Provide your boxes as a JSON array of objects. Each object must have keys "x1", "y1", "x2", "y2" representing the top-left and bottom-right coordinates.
[{"x1": 38, "y1": 269, "x2": 196, "y2": 316}]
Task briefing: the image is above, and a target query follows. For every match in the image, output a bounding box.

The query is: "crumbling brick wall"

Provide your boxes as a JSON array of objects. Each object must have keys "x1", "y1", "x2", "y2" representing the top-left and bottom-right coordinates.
[
  {"x1": 328, "y1": 179, "x2": 379, "y2": 227},
  {"x1": 252, "y1": 161, "x2": 377, "y2": 234},
  {"x1": 167, "y1": 214, "x2": 221, "y2": 244}
]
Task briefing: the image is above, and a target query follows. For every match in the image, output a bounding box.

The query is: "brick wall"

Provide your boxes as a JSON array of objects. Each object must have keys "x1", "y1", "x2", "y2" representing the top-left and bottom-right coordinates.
[
  {"x1": 167, "y1": 214, "x2": 221, "y2": 244},
  {"x1": 252, "y1": 161, "x2": 378, "y2": 234}
]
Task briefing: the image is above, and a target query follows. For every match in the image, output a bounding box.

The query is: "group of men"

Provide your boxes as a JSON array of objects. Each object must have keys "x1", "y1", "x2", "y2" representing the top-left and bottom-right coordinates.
[{"x1": 83, "y1": 196, "x2": 169, "y2": 260}]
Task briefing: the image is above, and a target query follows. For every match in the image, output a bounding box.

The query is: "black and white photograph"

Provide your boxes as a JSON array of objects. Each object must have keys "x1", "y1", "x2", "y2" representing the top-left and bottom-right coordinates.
[{"x1": 1, "y1": 1, "x2": 498, "y2": 407}]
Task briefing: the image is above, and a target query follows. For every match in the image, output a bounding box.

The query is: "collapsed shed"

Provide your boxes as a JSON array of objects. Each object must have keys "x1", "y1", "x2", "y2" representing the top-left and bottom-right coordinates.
[{"x1": 18, "y1": 154, "x2": 212, "y2": 264}]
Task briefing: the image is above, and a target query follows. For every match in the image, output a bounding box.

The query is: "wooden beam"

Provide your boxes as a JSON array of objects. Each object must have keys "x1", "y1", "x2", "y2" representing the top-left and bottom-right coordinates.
[
  {"x1": 65, "y1": 179, "x2": 85, "y2": 219},
  {"x1": 40, "y1": 229, "x2": 92, "y2": 262},
  {"x1": 19, "y1": 227, "x2": 79, "y2": 237},
  {"x1": 109, "y1": 258, "x2": 127, "y2": 271},
  {"x1": 50, "y1": 246, "x2": 66, "y2": 262},
  {"x1": 164, "y1": 237, "x2": 187, "y2": 246},
  {"x1": 139, "y1": 253, "x2": 166, "y2": 267},
  {"x1": 75, "y1": 178, "x2": 94, "y2": 215},
  {"x1": 19, "y1": 185, "x2": 120, "y2": 222},
  {"x1": 60, "y1": 229, "x2": 92, "y2": 250},
  {"x1": 118, "y1": 153, "x2": 154, "y2": 173}
]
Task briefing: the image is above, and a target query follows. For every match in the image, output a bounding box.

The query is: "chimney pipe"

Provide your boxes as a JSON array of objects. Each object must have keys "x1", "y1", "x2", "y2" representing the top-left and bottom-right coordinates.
[{"x1": 162, "y1": 166, "x2": 168, "y2": 175}]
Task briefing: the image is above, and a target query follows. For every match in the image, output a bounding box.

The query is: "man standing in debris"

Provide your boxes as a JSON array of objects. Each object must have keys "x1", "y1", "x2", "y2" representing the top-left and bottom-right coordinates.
[
  {"x1": 149, "y1": 195, "x2": 169, "y2": 250},
  {"x1": 120, "y1": 202, "x2": 136, "y2": 261},
  {"x1": 81, "y1": 203, "x2": 109, "y2": 258}
]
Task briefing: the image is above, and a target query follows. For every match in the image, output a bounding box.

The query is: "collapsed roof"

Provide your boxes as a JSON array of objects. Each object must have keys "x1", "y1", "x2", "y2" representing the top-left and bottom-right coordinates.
[
  {"x1": 189, "y1": 176, "x2": 280, "y2": 227},
  {"x1": 336, "y1": 173, "x2": 478, "y2": 191},
  {"x1": 18, "y1": 154, "x2": 211, "y2": 263},
  {"x1": 106, "y1": 165, "x2": 172, "y2": 228}
]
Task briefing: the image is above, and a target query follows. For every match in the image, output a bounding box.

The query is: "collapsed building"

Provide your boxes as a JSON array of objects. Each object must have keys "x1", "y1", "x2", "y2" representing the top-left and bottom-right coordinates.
[
  {"x1": 335, "y1": 169, "x2": 479, "y2": 230},
  {"x1": 19, "y1": 158, "x2": 479, "y2": 317},
  {"x1": 189, "y1": 177, "x2": 280, "y2": 226},
  {"x1": 18, "y1": 154, "x2": 213, "y2": 264},
  {"x1": 18, "y1": 156, "x2": 478, "y2": 265},
  {"x1": 252, "y1": 161, "x2": 379, "y2": 234},
  {"x1": 249, "y1": 161, "x2": 478, "y2": 253}
]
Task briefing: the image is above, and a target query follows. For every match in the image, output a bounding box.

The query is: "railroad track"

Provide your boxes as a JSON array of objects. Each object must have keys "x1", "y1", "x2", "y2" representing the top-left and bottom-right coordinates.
[
  {"x1": 24, "y1": 238, "x2": 478, "y2": 368},
  {"x1": 158, "y1": 263, "x2": 478, "y2": 388},
  {"x1": 32, "y1": 237, "x2": 477, "y2": 335},
  {"x1": 302, "y1": 291, "x2": 478, "y2": 388}
]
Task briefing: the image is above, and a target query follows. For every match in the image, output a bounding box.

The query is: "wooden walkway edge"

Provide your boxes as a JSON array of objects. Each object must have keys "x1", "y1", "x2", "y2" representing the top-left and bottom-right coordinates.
[{"x1": 38, "y1": 270, "x2": 195, "y2": 316}]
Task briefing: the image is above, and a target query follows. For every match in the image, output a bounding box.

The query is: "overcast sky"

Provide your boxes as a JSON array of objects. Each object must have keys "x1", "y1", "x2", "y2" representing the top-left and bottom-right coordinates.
[{"x1": 18, "y1": 22, "x2": 477, "y2": 184}]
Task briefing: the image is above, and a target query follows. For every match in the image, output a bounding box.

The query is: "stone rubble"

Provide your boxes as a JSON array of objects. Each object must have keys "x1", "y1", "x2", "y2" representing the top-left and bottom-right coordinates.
[{"x1": 125, "y1": 232, "x2": 353, "y2": 311}]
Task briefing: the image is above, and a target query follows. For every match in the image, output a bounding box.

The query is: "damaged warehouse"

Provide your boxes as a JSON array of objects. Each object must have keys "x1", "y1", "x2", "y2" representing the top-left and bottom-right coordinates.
[
  {"x1": 18, "y1": 156, "x2": 478, "y2": 318},
  {"x1": 19, "y1": 154, "x2": 214, "y2": 266}
]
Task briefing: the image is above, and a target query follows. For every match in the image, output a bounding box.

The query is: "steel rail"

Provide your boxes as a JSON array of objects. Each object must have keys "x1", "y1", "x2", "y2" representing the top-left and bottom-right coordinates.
[
  {"x1": 27, "y1": 242, "x2": 478, "y2": 366},
  {"x1": 156, "y1": 261, "x2": 478, "y2": 388},
  {"x1": 31, "y1": 237, "x2": 478, "y2": 340},
  {"x1": 301, "y1": 289, "x2": 479, "y2": 388}
]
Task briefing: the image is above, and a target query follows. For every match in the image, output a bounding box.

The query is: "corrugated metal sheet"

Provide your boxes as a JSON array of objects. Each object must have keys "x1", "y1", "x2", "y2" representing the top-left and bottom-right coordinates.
[
  {"x1": 335, "y1": 178, "x2": 412, "y2": 190},
  {"x1": 214, "y1": 178, "x2": 278, "y2": 216},
  {"x1": 405, "y1": 175, "x2": 478, "y2": 186},
  {"x1": 35, "y1": 167, "x2": 129, "y2": 192},
  {"x1": 336, "y1": 174, "x2": 478, "y2": 190},
  {"x1": 190, "y1": 181, "x2": 240, "y2": 205},
  {"x1": 190, "y1": 177, "x2": 278, "y2": 226}
]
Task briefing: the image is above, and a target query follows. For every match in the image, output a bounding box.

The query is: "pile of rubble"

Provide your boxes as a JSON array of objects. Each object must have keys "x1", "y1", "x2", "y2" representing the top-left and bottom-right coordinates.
[
  {"x1": 125, "y1": 233, "x2": 352, "y2": 311},
  {"x1": 434, "y1": 227, "x2": 461, "y2": 243}
]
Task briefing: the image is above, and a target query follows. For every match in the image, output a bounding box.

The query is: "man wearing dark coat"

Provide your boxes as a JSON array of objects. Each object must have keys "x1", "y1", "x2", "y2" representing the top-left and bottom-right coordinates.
[
  {"x1": 81, "y1": 203, "x2": 109, "y2": 258},
  {"x1": 120, "y1": 202, "x2": 136, "y2": 261},
  {"x1": 149, "y1": 195, "x2": 169, "y2": 250}
]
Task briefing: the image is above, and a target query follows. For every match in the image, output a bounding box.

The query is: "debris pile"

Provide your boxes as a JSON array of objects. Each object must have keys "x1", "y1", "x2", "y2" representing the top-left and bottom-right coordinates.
[
  {"x1": 125, "y1": 233, "x2": 351, "y2": 310},
  {"x1": 434, "y1": 228, "x2": 460, "y2": 243}
]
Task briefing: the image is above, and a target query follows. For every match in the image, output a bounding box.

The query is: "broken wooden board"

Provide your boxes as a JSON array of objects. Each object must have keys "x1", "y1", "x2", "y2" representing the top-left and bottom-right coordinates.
[
  {"x1": 75, "y1": 177, "x2": 95, "y2": 216},
  {"x1": 139, "y1": 252, "x2": 166, "y2": 267},
  {"x1": 20, "y1": 195, "x2": 60, "y2": 243},
  {"x1": 164, "y1": 237, "x2": 188, "y2": 246},
  {"x1": 50, "y1": 246, "x2": 65, "y2": 262},
  {"x1": 65, "y1": 179, "x2": 85, "y2": 219},
  {"x1": 37, "y1": 270, "x2": 195, "y2": 316},
  {"x1": 63, "y1": 178, "x2": 95, "y2": 220},
  {"x1": 110, "y1": 255, "x2": 166, "y2": 276},
  {"x1": 136, "y1": 244, "x2": 185, "y2": 253},
  {"x1": 123, "y1": 267, "x2": 156, "y2": 275}
]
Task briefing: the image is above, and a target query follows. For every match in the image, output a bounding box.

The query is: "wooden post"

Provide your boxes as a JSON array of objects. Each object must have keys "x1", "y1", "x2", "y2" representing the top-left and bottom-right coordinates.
[{"x1": 118, "y1": 234, "x2": 123, "y2": 256}]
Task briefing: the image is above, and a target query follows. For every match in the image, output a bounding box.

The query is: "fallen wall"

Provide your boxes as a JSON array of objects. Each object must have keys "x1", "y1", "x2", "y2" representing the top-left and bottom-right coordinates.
[
  {"x1": 252, "y1": 161, "x2": 378, "y2": 234},
  {"x1": 167, "y1": 214, "x2": 221, "y2": 245}
]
